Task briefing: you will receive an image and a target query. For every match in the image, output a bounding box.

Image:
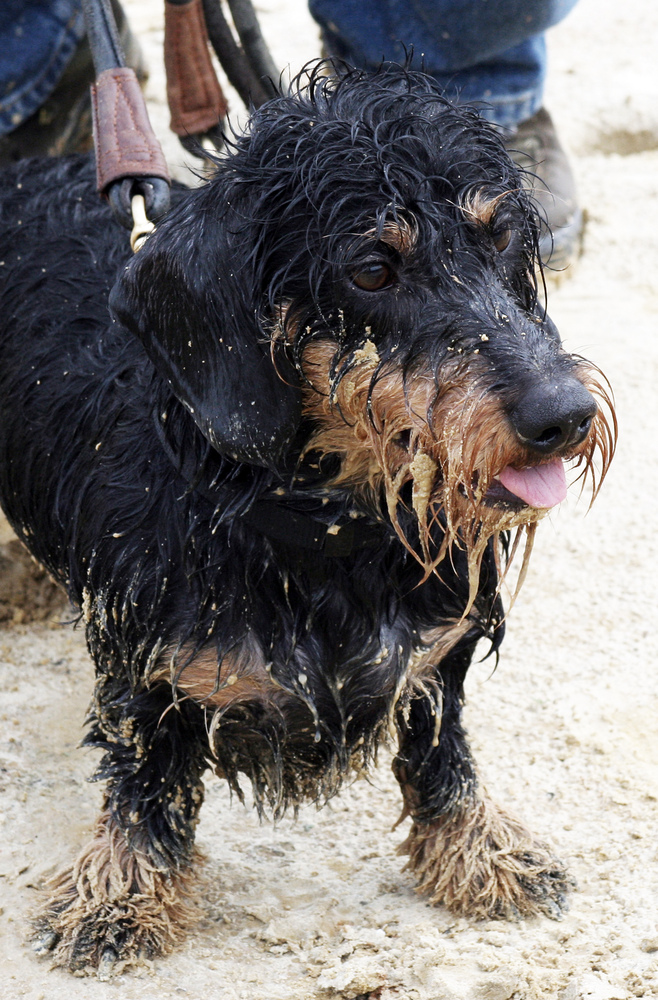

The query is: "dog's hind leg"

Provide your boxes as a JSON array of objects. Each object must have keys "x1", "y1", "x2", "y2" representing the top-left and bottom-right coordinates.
[
  {"x1": 32, "y1": 678, "x2": 207, "y2": 978},
  {"x1": 394, "y1": 641, "x2": 573, "y2": 920}
]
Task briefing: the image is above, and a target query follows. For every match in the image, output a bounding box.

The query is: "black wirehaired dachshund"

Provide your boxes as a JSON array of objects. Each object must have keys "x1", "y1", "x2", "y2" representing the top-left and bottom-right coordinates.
[{"x1": 0, "y1": 66, "x2": 615, "y2": 976}]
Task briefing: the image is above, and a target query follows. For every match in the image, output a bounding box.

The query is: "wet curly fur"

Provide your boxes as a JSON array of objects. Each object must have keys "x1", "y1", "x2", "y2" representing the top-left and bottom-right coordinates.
[{"x1": 0, "y1": 66, "x2": 614, "y2": 975}]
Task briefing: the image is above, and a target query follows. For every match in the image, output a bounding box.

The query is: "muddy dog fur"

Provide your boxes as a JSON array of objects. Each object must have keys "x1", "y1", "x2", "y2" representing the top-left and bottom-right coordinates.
[{"x1": 0, "y1": 66, "x2": 614, "y2": 975}]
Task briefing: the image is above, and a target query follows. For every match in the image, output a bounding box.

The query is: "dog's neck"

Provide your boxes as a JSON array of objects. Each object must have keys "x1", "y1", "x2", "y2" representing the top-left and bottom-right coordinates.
[{"x1": 152, "y1": 404, "x2": 388, "y2": 558}]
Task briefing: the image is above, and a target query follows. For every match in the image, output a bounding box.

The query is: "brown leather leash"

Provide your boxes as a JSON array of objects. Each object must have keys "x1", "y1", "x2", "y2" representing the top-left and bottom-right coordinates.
[{"x1": 80, "y1": 0, "x2": 280, "y2": 246}]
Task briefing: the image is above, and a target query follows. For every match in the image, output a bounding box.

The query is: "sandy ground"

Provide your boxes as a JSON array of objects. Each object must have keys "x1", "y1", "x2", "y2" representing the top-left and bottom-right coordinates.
[{"x1": 1, "y1": 1, "x2": 658, "y2": 997}]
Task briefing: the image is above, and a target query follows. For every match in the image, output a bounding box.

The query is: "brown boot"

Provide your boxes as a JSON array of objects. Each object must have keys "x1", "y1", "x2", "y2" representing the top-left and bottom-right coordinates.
[{"x1": 505, "y1": 108, "x2": 582, "y2": 271}]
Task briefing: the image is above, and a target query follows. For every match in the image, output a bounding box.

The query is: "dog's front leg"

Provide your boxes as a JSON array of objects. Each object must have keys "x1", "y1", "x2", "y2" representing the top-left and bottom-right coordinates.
[
  {"x1": 394, "y1": 642, "x2": 573, "y2": 920},
  {"x1": 32, "y1": 679, "x2": 206, "y2": 978}
]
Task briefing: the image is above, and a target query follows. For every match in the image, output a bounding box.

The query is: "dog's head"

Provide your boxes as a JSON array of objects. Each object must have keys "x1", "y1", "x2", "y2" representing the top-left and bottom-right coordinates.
[{"x1": 110, "y1": 65, "x2": 615, "y2": 584}]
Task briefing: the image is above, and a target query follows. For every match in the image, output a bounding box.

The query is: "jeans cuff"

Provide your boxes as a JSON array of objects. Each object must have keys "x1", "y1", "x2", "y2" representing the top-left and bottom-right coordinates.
[
  {"x1": 0, "y1": 9, "x2": 84, "y2": 136},
  {"x1": 469, "y1": 89, "x2": 544, "y2": 130}
]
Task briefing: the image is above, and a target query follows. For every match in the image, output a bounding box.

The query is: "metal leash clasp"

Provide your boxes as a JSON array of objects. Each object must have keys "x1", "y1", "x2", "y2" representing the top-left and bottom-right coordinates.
[{"x1": 130, "y1": 194, "x2": 156, "y2": 253}]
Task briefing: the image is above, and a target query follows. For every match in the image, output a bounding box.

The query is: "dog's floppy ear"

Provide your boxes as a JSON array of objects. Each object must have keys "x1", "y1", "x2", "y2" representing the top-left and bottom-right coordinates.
[{"x1": 108, "y1": 185, "x2": 301, "y2": 469}]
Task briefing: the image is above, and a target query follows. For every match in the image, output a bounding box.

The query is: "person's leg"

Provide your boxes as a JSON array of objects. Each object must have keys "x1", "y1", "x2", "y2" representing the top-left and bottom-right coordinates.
[
  {"x1": 310, "y1": 0, "x2": 576, "y2": 126},
  {"x1": 0, "y1": 0, "x2": 85, "y2": 138},
  {"x1": 0, "y1": 0, "x2": 145, "y2": 164},
  {"x1": 310, "y1": 0, "x2": 582, "y2": 268}
]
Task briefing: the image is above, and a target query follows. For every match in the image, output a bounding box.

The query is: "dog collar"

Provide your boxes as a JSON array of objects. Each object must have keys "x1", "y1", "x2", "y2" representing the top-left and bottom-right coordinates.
[
  {"x1": 241, "y1": 499, "x2": 383, "y2": 557},
  {"x1": 154, "y1": 411, "x2": 385, "y2": 558}
]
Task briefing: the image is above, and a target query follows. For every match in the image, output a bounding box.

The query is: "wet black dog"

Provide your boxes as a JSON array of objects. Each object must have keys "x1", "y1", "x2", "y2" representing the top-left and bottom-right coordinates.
[{"x1": 0, "y1": 67, "x2": 614, "y2": 976}]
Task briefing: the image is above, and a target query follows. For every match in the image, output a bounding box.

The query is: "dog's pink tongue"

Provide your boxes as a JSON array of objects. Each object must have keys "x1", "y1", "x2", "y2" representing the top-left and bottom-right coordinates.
[{"x1": 497, "y1": 459, "x2": 567, "y2": 508}]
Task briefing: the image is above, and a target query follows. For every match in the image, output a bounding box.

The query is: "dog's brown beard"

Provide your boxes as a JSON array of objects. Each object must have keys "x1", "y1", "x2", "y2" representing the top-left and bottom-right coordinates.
[{"x1": 301, "y1": 339, "x2": 615, "y2": 612}]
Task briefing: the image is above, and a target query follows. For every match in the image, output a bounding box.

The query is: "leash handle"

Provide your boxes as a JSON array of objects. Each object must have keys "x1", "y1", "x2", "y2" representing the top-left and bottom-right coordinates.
[
  {"x1": 81, "y1": 0, "x2": 281, "y2": 231},
  {"x1": 225, "y1": 0, "x2": 279, "y2": 101},
  {"x1": 202, "y1": 0, "x2": 278, "y2": 109},
  {"x1": 164, "y1": 0, "x2": 228, "y2": 144},
  {"x1": 81, "y1": 0, "x2": 125, "y2": 73},
  {"x1": 81, "y1": 0, "x2": 171, "y2": 230}
]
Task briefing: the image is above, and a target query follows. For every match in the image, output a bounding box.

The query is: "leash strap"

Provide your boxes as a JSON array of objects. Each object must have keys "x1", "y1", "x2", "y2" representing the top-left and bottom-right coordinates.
[
  {"x1": 91, "y1": 67, "x2": 171, "y2": 193},
  {"x1": 82, "y1": 0, "x2": 280, "y2": 231},
  {"x1": 224, "y1": 0, "x2": 279, "y2": 100},
  {"x1": 202, "y1": 0, "x2": 278, "y2": 108},
  {"x1": 152, "y1": 409, "x2": 384, "y2": 558},
  {"x1": 81, "y1": 0, "x2": 171, "y2": 230},
  {"x1": 164, "y1": 0, "x2": 228, "y2": 139}
]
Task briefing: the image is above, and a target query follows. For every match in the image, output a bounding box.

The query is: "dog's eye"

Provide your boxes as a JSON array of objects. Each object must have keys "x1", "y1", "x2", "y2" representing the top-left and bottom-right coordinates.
[
  {"x1": 352, "y1": 263, "x2": 395, "y2": 291},
  {"x1": 493, "y1": 228, "x2": 512, "y2": 253}
]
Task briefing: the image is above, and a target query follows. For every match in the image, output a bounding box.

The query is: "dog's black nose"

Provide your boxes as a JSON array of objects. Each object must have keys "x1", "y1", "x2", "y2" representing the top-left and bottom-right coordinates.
[{"x1": 510, "y1": 379, "x2": 597, "y2": 455}]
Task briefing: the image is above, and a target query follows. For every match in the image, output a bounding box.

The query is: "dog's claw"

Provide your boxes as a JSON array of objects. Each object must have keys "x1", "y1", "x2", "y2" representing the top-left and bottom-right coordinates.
[
  {"x1": 97, "y1": 946, "x2": 118, "y2": 981},
  {"x1": 518, "y1": 858, "x2": 576, "y2": 921},
  {"x1": 544, "y1": 899, "x2": 566, "y2": 921},
  {"x1": 32, "y1": 927, "x2": 59, "y2": 955}
]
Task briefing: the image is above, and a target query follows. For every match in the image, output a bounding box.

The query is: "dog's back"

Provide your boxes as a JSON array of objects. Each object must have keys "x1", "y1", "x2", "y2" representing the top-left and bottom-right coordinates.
[
  {"x1": 0, "y1": 157, "x2": 131, "y2": 574},
  {"x1": 0, "y1": 159, "x2": 194, "y2": 599}
]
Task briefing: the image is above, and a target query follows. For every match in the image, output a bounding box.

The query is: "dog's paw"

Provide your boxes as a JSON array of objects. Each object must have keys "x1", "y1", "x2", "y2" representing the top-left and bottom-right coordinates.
[
  {"x1": 33, "y1": 905, "x2": 157, "y2": 980},
  {"x1": 32, "y1": 868, "x2": 198, "y2": 978},
  {"x1": 31, "y1": 812, "x2": 200, "y2": 977},
  {"x1": 31, "y1": 870, "x2": 198, "y2": 978},
  {"x1": 399, "y1": 793, "x2": 573, "y2": 920}
]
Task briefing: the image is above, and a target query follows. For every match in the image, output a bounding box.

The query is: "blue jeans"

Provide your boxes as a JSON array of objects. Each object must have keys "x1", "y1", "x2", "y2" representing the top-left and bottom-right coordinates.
[
  {"x1": 0, "y1": 0, "x2": 84, "y2": 136},
  {"x1": 0, "y1": 0, "x2": 579, "y2": 137},
  {"x1": 309, "y1": 0, "x2": 579, "y2": 127}
]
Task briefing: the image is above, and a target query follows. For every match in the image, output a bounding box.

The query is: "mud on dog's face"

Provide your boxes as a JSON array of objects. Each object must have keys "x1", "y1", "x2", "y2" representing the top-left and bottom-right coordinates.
[{"x1": 111, "y1": 68, "x2": 615, "y2": 584}]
